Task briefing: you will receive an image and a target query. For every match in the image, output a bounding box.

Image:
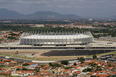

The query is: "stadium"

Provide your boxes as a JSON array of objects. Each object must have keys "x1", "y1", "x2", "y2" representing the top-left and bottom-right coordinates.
[
  {"x1": 19, "y1": 31, "x2": 94, "y2": 46},
  {"x1": 0, "y1": 31, "x2": 116, "y2": 57}
]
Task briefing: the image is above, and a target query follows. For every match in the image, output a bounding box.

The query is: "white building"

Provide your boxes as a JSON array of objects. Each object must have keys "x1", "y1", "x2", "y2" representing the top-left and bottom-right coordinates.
[{"x1": 19, "y1": 31, "x2": 94, "y2": 46}]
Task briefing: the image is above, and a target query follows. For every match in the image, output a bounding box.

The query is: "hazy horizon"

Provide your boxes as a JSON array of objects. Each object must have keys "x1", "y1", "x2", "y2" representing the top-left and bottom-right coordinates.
[{"x1": 0, "y1": 0, "x2": 116, "y2": 18}]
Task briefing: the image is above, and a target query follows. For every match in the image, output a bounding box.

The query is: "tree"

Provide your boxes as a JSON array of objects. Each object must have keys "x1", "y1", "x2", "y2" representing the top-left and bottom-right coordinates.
[
  {"x1": 23, "y1": 63, "x2": 29, "y2": 66},
  {"x1": 7, "y1": 36, "x2": 16, "y2": 40},
  {"x1": 65, "y1": 67, "x2": 72, "y2": 69},
  {"x1": 49, "y1": 63, "x2": 52, "y2": 66},
  {"x1": 96, "y1": 66, "x2": 102, "y2": 71},
  {"x1": 93, "y1": 55, "x2": 97, "y2": 59},
  {"x1": 61, "y1": 60, "x2": 69, "y2": 65},
  {"x1": 16, "y1": 68, "x2": 20, "y2": 71},
  {"x1": 22, "y1": 67, "x2": 27, "y2": 70},
  {"x1": 36, "y1": 70, "x2": 40, "y2": 72},
  {"x1": 88, "y1": 62, "x2": 96, "y2": 67},
  {"x1": 78, "y1": 57, "x2": 85, "y2": 63},
  {"x1": 73, "y1": 63, "x2": 77, "y2": 66},
  {"x1": 83, "y1": 68, "x2": 92, "y2": 72},
  {"x1": 0, "y1": 65, "x2": 5, "y2": 67},
  {"x1": 49, "y1": 63, "x2": 61, "y2": 67}
]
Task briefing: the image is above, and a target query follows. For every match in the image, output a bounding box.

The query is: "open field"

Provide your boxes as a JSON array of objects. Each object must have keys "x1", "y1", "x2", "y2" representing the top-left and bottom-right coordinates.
[
  {"x1": 0, "y1": 49, "x2": 49, "y2": 56},
  {"x1": 0, "y1": 49, "x2": 81, "y2": 61},
  {"x1": 87, "y1": 51, "x2": 116, "y2": 58},
  {"x1": 0, "y1": 49, "x2": 116, "y2": 61}
]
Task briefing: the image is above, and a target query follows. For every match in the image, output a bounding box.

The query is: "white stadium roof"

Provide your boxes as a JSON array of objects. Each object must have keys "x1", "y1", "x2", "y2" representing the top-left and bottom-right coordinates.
[{"x1": 21, "y1": 34, "x2": 91, "y2": 39}]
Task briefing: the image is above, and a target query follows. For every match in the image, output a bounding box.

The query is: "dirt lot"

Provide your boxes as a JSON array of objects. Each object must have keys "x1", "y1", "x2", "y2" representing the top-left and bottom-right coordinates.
[
  {"x1": 0, "y1": 49, "x2": 48, "y2": 55},
  {"x1": 0, "y1": 49, "x2": 115, "y2": 61},
  {"x1": 0, "y1": 49, "x2": 81, "y2": 61}
]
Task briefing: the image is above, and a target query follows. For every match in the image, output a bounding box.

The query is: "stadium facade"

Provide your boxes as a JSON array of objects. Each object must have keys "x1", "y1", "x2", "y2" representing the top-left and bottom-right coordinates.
[{"x1": 19, "y1": 31, "x2": 94, "y2": 46}]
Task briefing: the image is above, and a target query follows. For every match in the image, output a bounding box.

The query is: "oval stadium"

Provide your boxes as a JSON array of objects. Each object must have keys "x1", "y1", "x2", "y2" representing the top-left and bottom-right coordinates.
[{"x1": 19, "y1": 31, "x2": 94, "y2": 46}]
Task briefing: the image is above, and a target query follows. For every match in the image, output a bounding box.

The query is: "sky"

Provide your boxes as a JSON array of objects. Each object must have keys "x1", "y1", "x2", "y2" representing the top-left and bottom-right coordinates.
[{"x1": 0, "y1": 0, "x2": 116, "y2": 18}]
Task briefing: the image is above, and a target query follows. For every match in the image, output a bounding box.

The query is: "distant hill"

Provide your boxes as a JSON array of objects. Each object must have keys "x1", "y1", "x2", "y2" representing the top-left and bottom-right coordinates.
[
  {"x1": 0, "y1": 8, "x2": 81, "y2": 20},
  {"x1": 0, "y1": 8, "x2": 24, "y2": 19},
  {"x1": 27, "y1": 11, "x2": 81, "y2": 20},
  {"x1": 110, "y1": 15, "x2": 116, "y2": 19}
]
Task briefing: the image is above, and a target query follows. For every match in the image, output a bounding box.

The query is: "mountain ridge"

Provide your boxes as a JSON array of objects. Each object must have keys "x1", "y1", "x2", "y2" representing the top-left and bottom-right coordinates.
[{"x1": 0, "y1": 8, "x2": 81, "y2": 20}]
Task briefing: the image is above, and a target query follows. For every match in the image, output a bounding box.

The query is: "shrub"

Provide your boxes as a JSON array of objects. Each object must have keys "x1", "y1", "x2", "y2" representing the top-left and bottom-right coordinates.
[
  {"x1": 88, "y1": 62, "x2": 97, "y2": 67},
  {"x1": 23, "y1": 63, "x2": 29, "y2": 66},
  {"x1": 49, "y1": 63, "x2": 61, "y2": 67},
  {"x1": 83, "y1": 68, "x2": 92, "y2": 72},
  {"x1": 61, "y1": 60, "x2": 69, "y2": 65},
  {"x1": 78, "y1": 57, "x2": 85, "y2": 63},
  {"x1": 0, "y1": 65, "x2": 5, "y2": 67},
  {"x1": 49, "y1": 63, "x2": 52, "y2": 66},
  {"x1": 22, "y1": 68, "x2": 27, "y2": 70},
  {"x1": 93, "y1": 55, "x2": 97, "y2": 59},
  {"x1": 73, "y1": 63, "x2": 77, "y2": 65},
  {"x1": 16, "y1": 68, "x2": 20, "y2": 70},
  {"x1": 65, "y1": 67, "x2": 72, "y2": 69}
]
